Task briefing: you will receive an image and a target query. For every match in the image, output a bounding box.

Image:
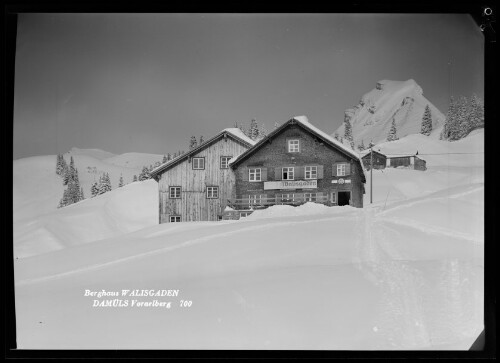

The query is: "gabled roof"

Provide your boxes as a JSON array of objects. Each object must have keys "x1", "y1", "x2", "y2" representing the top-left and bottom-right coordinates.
[
  {"x1": 360, "y1": 149, "x2": 387, "y2": 159},
  {"x1": 229, "y1": 116, "x2": 366, "y2": 183},
  {"x1": 150, "y1": 128, "x2": 256, "y2": 179}
]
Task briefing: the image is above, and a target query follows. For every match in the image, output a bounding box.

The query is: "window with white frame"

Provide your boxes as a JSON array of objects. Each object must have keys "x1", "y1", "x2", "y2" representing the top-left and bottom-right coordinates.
[
  {"x1": 169, "y1": 215, "x2": 181, "y2": 222},
  {"x1": 305, "y1": 166, "x2": 318, "y2": 179},
  {"x1": 220, "y1": 156, "x2": 232, "y2": 169},
  {"x1": 282, "y1": 167, "x2": 294, "y2": 180},
  {"x1": 337, "y1": 163, "x2": 346, "y2": 176},
  {"x1": 304, "y1": 193, "x2": 317, "y2": 202},
  {"x1": 288, "y1": 139, "x2": 300, "y2": 152},
  {"x1": 331, "y1": 192, "x2": 337, "y2": 204},
  {"x1": 206, "y1": 186, "x2": 219, "y2": 199},
  {"x1": 169, "y1": 186, "x2": 181, "y2": 199},
  {"x1": 249, "y1": 168, "x2": 261, "y2": 182},
  {"x1": 248, "y1": 194, "x2": 263, "y2": 205},
  {"x1": 192, "y1": 157, "x2": 205, "y2": 170}
]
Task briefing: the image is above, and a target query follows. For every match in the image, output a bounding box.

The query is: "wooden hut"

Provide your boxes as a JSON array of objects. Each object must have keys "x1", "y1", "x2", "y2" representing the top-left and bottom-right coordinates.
[{"x1": 361, "y1": 150, "x2": 387, "y2": 170}]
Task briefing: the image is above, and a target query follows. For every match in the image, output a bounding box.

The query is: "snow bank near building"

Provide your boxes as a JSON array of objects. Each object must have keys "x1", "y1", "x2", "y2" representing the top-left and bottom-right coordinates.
[{"x1": 246, "y1": 202, "x2": 353, "y2": 220}]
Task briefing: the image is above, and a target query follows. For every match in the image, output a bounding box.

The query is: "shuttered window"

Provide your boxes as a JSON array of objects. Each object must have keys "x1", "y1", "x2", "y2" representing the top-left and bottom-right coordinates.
[
  {"x1": 282, "y1": 167, "x2": 294, "y2": 180},
  {"x1": 305, "y1": 166, "x2": 318, "y2": 179},
  {"x1": 249, "y1": 168, "x2": 261, "y2": 182},
  {"x1": 334, "y1": 162, "x2": 351, "y2": 176}
]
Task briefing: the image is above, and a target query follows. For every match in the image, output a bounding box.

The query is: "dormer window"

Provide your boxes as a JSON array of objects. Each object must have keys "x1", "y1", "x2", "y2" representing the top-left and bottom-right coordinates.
[{"x1": 288, "y1": 139, "x2": 300, "y2": 153}]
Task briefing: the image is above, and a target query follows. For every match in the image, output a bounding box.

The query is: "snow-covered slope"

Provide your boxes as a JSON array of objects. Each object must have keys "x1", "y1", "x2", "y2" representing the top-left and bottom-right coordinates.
[
  {"x1": 67, "y1": 147, "x2": 117, "y2": 160},
  {"x1": 334, "y1": 80, "x2": 446, "y2": 145},
  {"x1": 13, "y1": 130, "x2": 483, "y2": 350},
  {"x1": 103, "y1": 152, "x2": 164, "y2": 169}
]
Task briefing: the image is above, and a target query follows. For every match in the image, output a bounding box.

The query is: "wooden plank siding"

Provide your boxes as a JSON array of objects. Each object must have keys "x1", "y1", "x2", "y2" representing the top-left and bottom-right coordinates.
[{"x1": 157, "y1": 137, "x2": 250, "y2": 222}]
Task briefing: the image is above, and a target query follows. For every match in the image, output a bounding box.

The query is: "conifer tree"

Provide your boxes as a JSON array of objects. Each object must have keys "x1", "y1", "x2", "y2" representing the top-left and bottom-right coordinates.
[
  {"x1": 118, "y1": 174, "x2": 124, "y2": 188},
  {"x1": 162, "y1": 155, "x2": 168, "y2": 163},
  {"x1": 91, "y1": 182, "x2": 99, "y2": 197},
  {"x1": 334, "y1": 133, "x2": 339, "y2": 141},
  {"x1": 167, "y1": 153, "x2": 172, "y2": 161},
  {"x1": 80, "y1": 187, "x2": 85, "y2": 201},
  {"x1": 189, "y1": 136, "x2": 198, "y2": 150},
  {"x1": 274, "y1": 122, "x2": 280, "y2": 129},
  {"x1": 387, "y1": 118, "x2": 399, "y2": 142},
  {"x1": 199, "y1": 135, "x2": 204, "y2": 145},
  {"x1": 469, "y1": 94, "x2": 484, "y2": 130},
  {"x1": 440, "y1": 96, "x2": 457, "y2": 140},
  {"x1": 139, "y1": 166, "x2": 150, "y2": 181},
  {"x1": 249, "y1": 119, "x2": 259, "y2": 140},
  {"x1": 56, "y1": 154, "x2": 64, "y2": 175},
  {"x1": 133, "y1": 175, "x2": 138, "y2": 182},
  {"x1": 420, "y1": 105, "x2": 433, "y2": 136},
  {"x1": 343, "y1": 119, "x2": 354, "y2": 146},
  {"x1": 358, "y1": 140, "x2": 366, "y2": 151}
]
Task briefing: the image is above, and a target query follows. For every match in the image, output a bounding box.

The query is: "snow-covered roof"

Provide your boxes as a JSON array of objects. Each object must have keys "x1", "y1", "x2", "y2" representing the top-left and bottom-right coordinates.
[
  {"x1": 150, "y1": 128, "x2": 256, "y2": 177},
  {"x1": 222, "y1": 128, "x2": 257, "y2": 147},
  {"x1": 291, "y1": 116, "x2": 361, "y2": 161},
  {"x1": 229, "y1": 116, "x2": 366, "y2": 184}
]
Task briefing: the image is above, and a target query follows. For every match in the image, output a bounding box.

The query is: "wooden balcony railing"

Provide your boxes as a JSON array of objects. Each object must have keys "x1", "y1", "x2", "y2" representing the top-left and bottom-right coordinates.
[{"x1": 226, "y1": 195, "x2": 331, "y2": 210}]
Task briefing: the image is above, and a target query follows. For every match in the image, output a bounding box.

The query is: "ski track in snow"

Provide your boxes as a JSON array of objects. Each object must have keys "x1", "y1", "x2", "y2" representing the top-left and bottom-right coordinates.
[{"x1": 16, "y1": 213, "x2": 358, "y2": 287}]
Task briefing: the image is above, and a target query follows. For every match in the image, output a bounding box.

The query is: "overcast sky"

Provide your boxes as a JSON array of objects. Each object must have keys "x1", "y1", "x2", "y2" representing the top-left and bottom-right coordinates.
[{"x1": 13, "y1": 13, "x2": 484, "y2": 159}]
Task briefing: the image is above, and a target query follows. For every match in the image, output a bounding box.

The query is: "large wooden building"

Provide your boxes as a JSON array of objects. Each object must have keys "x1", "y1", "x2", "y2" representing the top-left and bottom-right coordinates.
[
  {"x1": 228, "y1": 116, "x2": 366, "y2": 213},
  {"x1": 150, "y1": 129, "x2": 255, "y2": 223}
]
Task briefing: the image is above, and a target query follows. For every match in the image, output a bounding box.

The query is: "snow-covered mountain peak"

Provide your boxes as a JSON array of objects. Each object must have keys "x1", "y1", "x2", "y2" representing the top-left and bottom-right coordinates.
[{"x1": 335, "y1": 79, "x2": 445, "y2": 146}]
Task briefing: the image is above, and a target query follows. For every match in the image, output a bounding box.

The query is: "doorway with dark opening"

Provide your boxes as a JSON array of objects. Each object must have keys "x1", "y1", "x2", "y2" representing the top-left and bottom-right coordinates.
[{"x1": 337, "y1": 191, "x2": 351, "y2": 206}]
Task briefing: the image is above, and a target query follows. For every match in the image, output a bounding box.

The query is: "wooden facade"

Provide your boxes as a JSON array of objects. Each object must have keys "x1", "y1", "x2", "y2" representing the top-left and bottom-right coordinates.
[
  {"x1": 229, "y1": 118, "x2": 366, "y2": 212},
  {"x1": 361, "y1": 150, "x2": 387, "y2": 170},
  {"x1": 151, "y1": 130, "x2": 254, "y2": 223},
  {"x1": 388, "y1": 155, "x2": 427, "y2": 171}
]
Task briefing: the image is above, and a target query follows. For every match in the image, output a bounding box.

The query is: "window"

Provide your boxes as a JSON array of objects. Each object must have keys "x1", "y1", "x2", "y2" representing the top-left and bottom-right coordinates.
[
  {"x1": 248, "y1": 194, "x2": 265, "y2": 206},
  {"x1": 304, "y1": 193, "x2": 317, "y2": 202},
  {"x1": 331, "y1": 192, "x2": 337, "y2": 205},
  {"x1": 337, "y1": 163, "x2": 346, "y2": 176},
  {"x1": 288, "y1": 139, "x2": 300, "y2": 152},
  {"x1": 240, "y1": 211, "x2": 252, "y2": 218},
  {"x1": 192, "y1": 157, "x2": 205, "y2": 170},
  {"x1": 169, "y1": 215, "x2": 181, "y2": 222},
  {"x1": 169, "y1": 186, "x2": 181, "y2": 199},
  {"x1": 282, "y1": 167, "x2": 294, "y2": 180},
  {"x1": 249, "y1": 168, "x2": 261, "y2": 182},
  {"x1": 220, "y1": 156, "x2": 232, "y2": 169},
  {"x1": 305, "y1": 166, "x2": 318, "y2": 179},
  {"x1": 279, "y1": 194, "x2": 295, "y2": 203},
  {"x1": 206, "y1": 186, "x2": 219, "y2": 199}
]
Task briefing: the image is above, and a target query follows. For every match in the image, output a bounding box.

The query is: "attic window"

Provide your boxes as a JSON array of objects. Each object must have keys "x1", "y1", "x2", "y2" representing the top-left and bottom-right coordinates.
[
  {"x1": 192, "y1": 157, "x2": 205, "y2": 170},
  {"x1": 288, "y1": 139, "x2": 300, "y2": 153}
]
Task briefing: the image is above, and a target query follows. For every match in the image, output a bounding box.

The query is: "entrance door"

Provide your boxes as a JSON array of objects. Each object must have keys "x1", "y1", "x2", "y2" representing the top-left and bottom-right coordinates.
[{"x1": 337, "y1": 191, "x2": 351, "y2": 206}]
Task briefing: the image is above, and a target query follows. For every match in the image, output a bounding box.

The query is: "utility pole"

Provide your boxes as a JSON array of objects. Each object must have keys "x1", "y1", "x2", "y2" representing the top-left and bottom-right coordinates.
[{"x1": 370, "y1": 145, "x2": 373, "y2": 204}]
